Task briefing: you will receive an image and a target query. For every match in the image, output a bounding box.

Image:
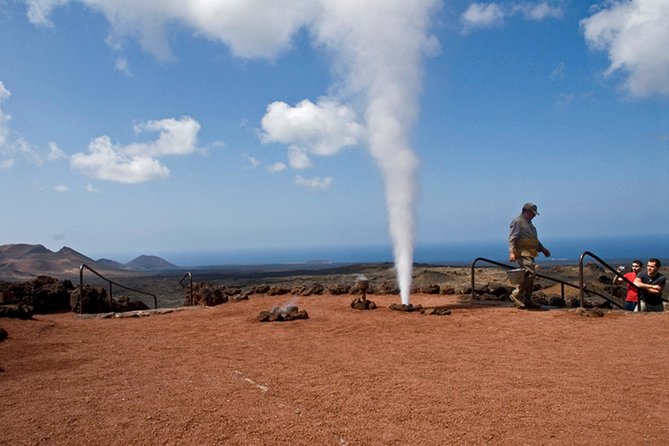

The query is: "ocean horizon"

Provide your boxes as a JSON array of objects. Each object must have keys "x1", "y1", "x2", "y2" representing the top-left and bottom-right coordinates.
[{"x1": 154, "y1": 234, "x2": 669, "y2": 267}]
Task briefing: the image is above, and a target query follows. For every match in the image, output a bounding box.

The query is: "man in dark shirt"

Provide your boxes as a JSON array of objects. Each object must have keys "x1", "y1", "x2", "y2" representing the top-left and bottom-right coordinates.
[{"x1": 634, "y1": 258, "x2": 666, "y2": 312}]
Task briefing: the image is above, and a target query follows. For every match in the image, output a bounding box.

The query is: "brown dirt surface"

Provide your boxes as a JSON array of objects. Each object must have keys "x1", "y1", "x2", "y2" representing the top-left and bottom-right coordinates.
[{"x1": 1, "y1": 293, "x2": 668, "y2": 445}]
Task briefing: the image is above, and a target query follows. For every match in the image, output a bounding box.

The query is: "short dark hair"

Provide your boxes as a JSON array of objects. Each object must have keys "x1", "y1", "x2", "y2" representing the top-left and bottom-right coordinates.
[
  {"x1": 632, "y1": 259, "x2": 643, "y2": 267},
  {"x1": 648, "y1": 258, "x2": 661, "y2": 267}
]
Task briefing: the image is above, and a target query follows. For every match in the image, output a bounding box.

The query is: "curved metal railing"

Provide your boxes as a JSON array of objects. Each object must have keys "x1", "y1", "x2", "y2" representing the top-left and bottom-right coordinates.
[
  {"x1": 79, "y1": 264, "x2": 158, "y2": 314},
  {"x1": 470, "y1": 255, "x2": 624, "y2": 309},
  {"x1": 179, "y1": 272, "x2": 193, "y2": 306}
]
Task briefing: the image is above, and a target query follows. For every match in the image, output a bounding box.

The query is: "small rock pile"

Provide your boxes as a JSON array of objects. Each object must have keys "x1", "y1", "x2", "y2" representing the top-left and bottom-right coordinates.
[
  {"x1": 185, "y1": 283, "x2": 248, "y2": 306},
  {"x1": 0, "y1": 304, "x2": 33, "y2": 319},
  {"x1": 389, "y1": 303, "x2": 423, "y2": 312},
  {"x1": 420, "y1": 306, "x2": 452, "y2": 316},
  {"x1": 388, "y1": 303, "x2": 451, "y2": 315},
  {"x1": 258, "y1": 305, "x2": 309, "y2": 322},
  {"x1": 575, "y1": 307, "x2": 605, "y2": 317},
  {"x1": 350, "y1": 296, "x2": 377, "y2": 310}
]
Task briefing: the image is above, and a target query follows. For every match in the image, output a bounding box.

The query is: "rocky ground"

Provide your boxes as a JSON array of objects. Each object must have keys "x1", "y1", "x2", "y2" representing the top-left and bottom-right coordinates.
[{"x1": 2, "y1": 289, "x2": 668, "y2": 445}]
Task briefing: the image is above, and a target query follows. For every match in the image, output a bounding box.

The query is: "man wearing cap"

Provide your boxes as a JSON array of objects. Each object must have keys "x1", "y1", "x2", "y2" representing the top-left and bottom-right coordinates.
[{"x1": 508, "y1": 202, "x2": 551, "y2": 309}]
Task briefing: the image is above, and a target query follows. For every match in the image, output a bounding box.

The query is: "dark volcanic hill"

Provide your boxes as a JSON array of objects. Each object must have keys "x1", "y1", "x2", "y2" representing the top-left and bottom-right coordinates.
[
  {"x1": 0, "y1": 243, "x2": 50, "y2": 260},
  {"x1": 0, "y1": 244, "x2": 182, "y2": 279},
  {"x1": 0, "y1": 243, "x2": 102, "y2": 278},
  {"x1": 125, "y1": 255, "x2": 178, "y2": 271}
]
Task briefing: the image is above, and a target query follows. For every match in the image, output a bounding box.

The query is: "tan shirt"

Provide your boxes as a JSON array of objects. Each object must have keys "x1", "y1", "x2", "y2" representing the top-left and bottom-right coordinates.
[{"x1": 509, "y1": 214, "x2": 545, "y2": 258}]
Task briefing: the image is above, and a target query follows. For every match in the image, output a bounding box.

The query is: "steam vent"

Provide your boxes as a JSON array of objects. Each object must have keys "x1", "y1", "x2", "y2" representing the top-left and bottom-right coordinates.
[
  {"x1": 389, "y1": 303, "x2": 422, "y2": 312},
  {"x1": 351, "y1": 276, "x2": 377, "y2": 310},
  {"x1": 258, "y1": 305, "x2": 309, "y2": 322},
  {"x1": 389, "y1": 303, "x2": 452, "y2": 316}
]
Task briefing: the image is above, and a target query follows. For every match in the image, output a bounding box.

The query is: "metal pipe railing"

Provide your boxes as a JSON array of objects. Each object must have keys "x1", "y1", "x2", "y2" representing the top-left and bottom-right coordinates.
[
  {"x1": 179, "y1": 272, "x2": 193, "y2": 306},
  {"x1": 471, "y1": 256, "x2": 623, "y2": 308},
  {"x1": 79, "y1": 264, "x2": 158, "y2": 314}
]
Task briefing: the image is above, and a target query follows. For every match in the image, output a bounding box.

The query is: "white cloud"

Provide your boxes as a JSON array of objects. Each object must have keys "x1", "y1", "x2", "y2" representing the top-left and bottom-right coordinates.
[
  {"x1": 25, "y1": 0, "x2": 69, "y2": 26},
  {"x1": 1, "y1": 82, "x2": 66, "y2": 167},
  {"x1": 287, "y1": 146, "x2": 312, "y2": 169},
  {"x1": 241, "y1": 153, "x2": 260, "y2": 169},
  {"x1": 581, "y1": 0, "x2": 669, "y2": 97},
  {"x1": 462, "y1": 2, "x2": 563, "y2": 31},
  {"x1": 115, "y1": 56, "x2": 133, "y2": 76},
  {"x1": 261, "y1": 98, "x2": 363, "y2": 169},
  {"x1": 461, "y1": 3, "x2": 505, "y2": 29},
  {"x1": 25, "y1": 0, "x2": 317, "y2": 61},
  {"x1": 47, "y1": 142, "x2": 67, "y2": 160},
  {"x1": 54, "y1": 184, "x2": 69, "y2": 192},
  {"x1": 0, "y1": 82, "x2": 9, "y2": 101},
  {"x1": 294, "y1": 175, "x2": 333, "y2": 191},
  {"x1": 71, "y1": 135, "x2": 170, "y2": 184},
  {"x1": 85, "y1": 183, "x2": 100, "y2": 193},
  {"x1": 267, "y1": 162, "x2": 287, "y2": 173},
  {"x1": 513, "y1": 2, "x2": 563, "y2": 21},
  {"x1": 125, "y1": 116, "x2": 201, "y2": 157},
  {"x1": 0, "y1": 82, "x2": 11, "y2": 148},
  {"x1": 71, "y1": 116, "x2": 201, "y2": 183},
  {"x1": 2, "y1": 136, "x2": 63, "y2": 167},
  {"x1": 550, "y1": 61, "x2": 566, "y2": 80},
  {"x1": 14, "y1": 137, "x2": 43, "y2": 166}
]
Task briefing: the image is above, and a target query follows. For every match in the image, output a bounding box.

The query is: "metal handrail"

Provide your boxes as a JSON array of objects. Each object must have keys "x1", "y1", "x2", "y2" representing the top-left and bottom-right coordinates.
[
  {"x1": 470, "y1": 256, "x2": 623, "y2": 308},
  {"x1": 179, "y1": 272, "x2": 193, "y2": 306},
  {"x1": 79, "y1": 264, "x2": 158, "y2": 314}
]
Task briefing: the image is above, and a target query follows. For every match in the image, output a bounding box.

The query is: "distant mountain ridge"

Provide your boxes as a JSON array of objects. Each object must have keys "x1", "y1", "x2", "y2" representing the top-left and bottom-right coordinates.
[{"x1": 0, "y1": 243, "x2": 178, "y2": 279}]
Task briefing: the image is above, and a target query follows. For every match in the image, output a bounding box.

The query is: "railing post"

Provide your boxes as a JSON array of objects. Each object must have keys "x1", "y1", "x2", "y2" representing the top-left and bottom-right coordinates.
[
  {"x1": 470, "y1": 259, "x2": 477, "y2": 300},
  {"x1": 578, "y1": 252, "x2": 586, "y2": 308},
  {"x1": 179, "y1": 272, "x2": 193, "y2": 306},
  {"x1": 79, "y1": 264, "x2": 84, "y2": 315}
]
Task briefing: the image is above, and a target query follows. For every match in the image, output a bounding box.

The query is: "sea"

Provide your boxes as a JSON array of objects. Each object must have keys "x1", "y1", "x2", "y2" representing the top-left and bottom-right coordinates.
[{"x1": 161, "y1": 234, "x2": 669, "y2": 268}]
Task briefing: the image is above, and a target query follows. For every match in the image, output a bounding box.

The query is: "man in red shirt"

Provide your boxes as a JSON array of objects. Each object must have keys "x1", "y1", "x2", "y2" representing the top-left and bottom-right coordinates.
[{"x1": 613, "y1": 260, "x2": 642, "y2": 311}]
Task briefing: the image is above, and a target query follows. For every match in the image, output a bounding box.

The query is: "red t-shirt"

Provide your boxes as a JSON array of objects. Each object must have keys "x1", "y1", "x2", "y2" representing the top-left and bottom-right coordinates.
[{"x1": 623, "y1": 272, "x2": 638, "y2": 302}]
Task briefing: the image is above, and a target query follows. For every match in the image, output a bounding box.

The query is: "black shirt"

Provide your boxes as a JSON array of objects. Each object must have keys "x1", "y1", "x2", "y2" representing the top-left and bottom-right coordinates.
[{"x1": 637, "y1": 272, "x2": 666, "y2": 306}]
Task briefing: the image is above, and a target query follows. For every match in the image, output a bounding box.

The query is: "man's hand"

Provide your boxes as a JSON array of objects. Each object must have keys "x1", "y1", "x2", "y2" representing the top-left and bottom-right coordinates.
[{"x1": 509, "y1": 252, "x2": 516, "y2": 262}]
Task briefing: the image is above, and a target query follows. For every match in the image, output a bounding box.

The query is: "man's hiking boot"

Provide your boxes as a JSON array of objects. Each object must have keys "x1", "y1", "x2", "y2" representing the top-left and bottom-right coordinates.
[{"x1": 509, "y1": 291, "x2": 526, "y2": 309}]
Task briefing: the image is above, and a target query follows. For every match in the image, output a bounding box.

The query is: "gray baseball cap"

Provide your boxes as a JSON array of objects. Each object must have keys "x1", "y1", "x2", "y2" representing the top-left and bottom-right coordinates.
[{"x1": 522, "y1": 202, "x2": 539, "y2": 215}]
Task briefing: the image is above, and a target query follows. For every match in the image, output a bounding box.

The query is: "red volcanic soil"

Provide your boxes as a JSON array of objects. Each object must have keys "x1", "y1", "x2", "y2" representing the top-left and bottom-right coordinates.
[{"x1": 1, "y1": 293, "x2": 668, "y2": 445}]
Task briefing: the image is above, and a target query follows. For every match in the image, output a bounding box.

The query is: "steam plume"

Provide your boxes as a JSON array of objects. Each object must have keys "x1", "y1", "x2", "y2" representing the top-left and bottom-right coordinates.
[{"x1": 313, "y1": 1, "x2": 439, "y2": 304}]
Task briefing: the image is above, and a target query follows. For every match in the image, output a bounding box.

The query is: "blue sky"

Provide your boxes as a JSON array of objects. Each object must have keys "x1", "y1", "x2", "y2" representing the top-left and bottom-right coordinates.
[{"x1": 1, "y1": 0, "x2": 668, "y2": 266}]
